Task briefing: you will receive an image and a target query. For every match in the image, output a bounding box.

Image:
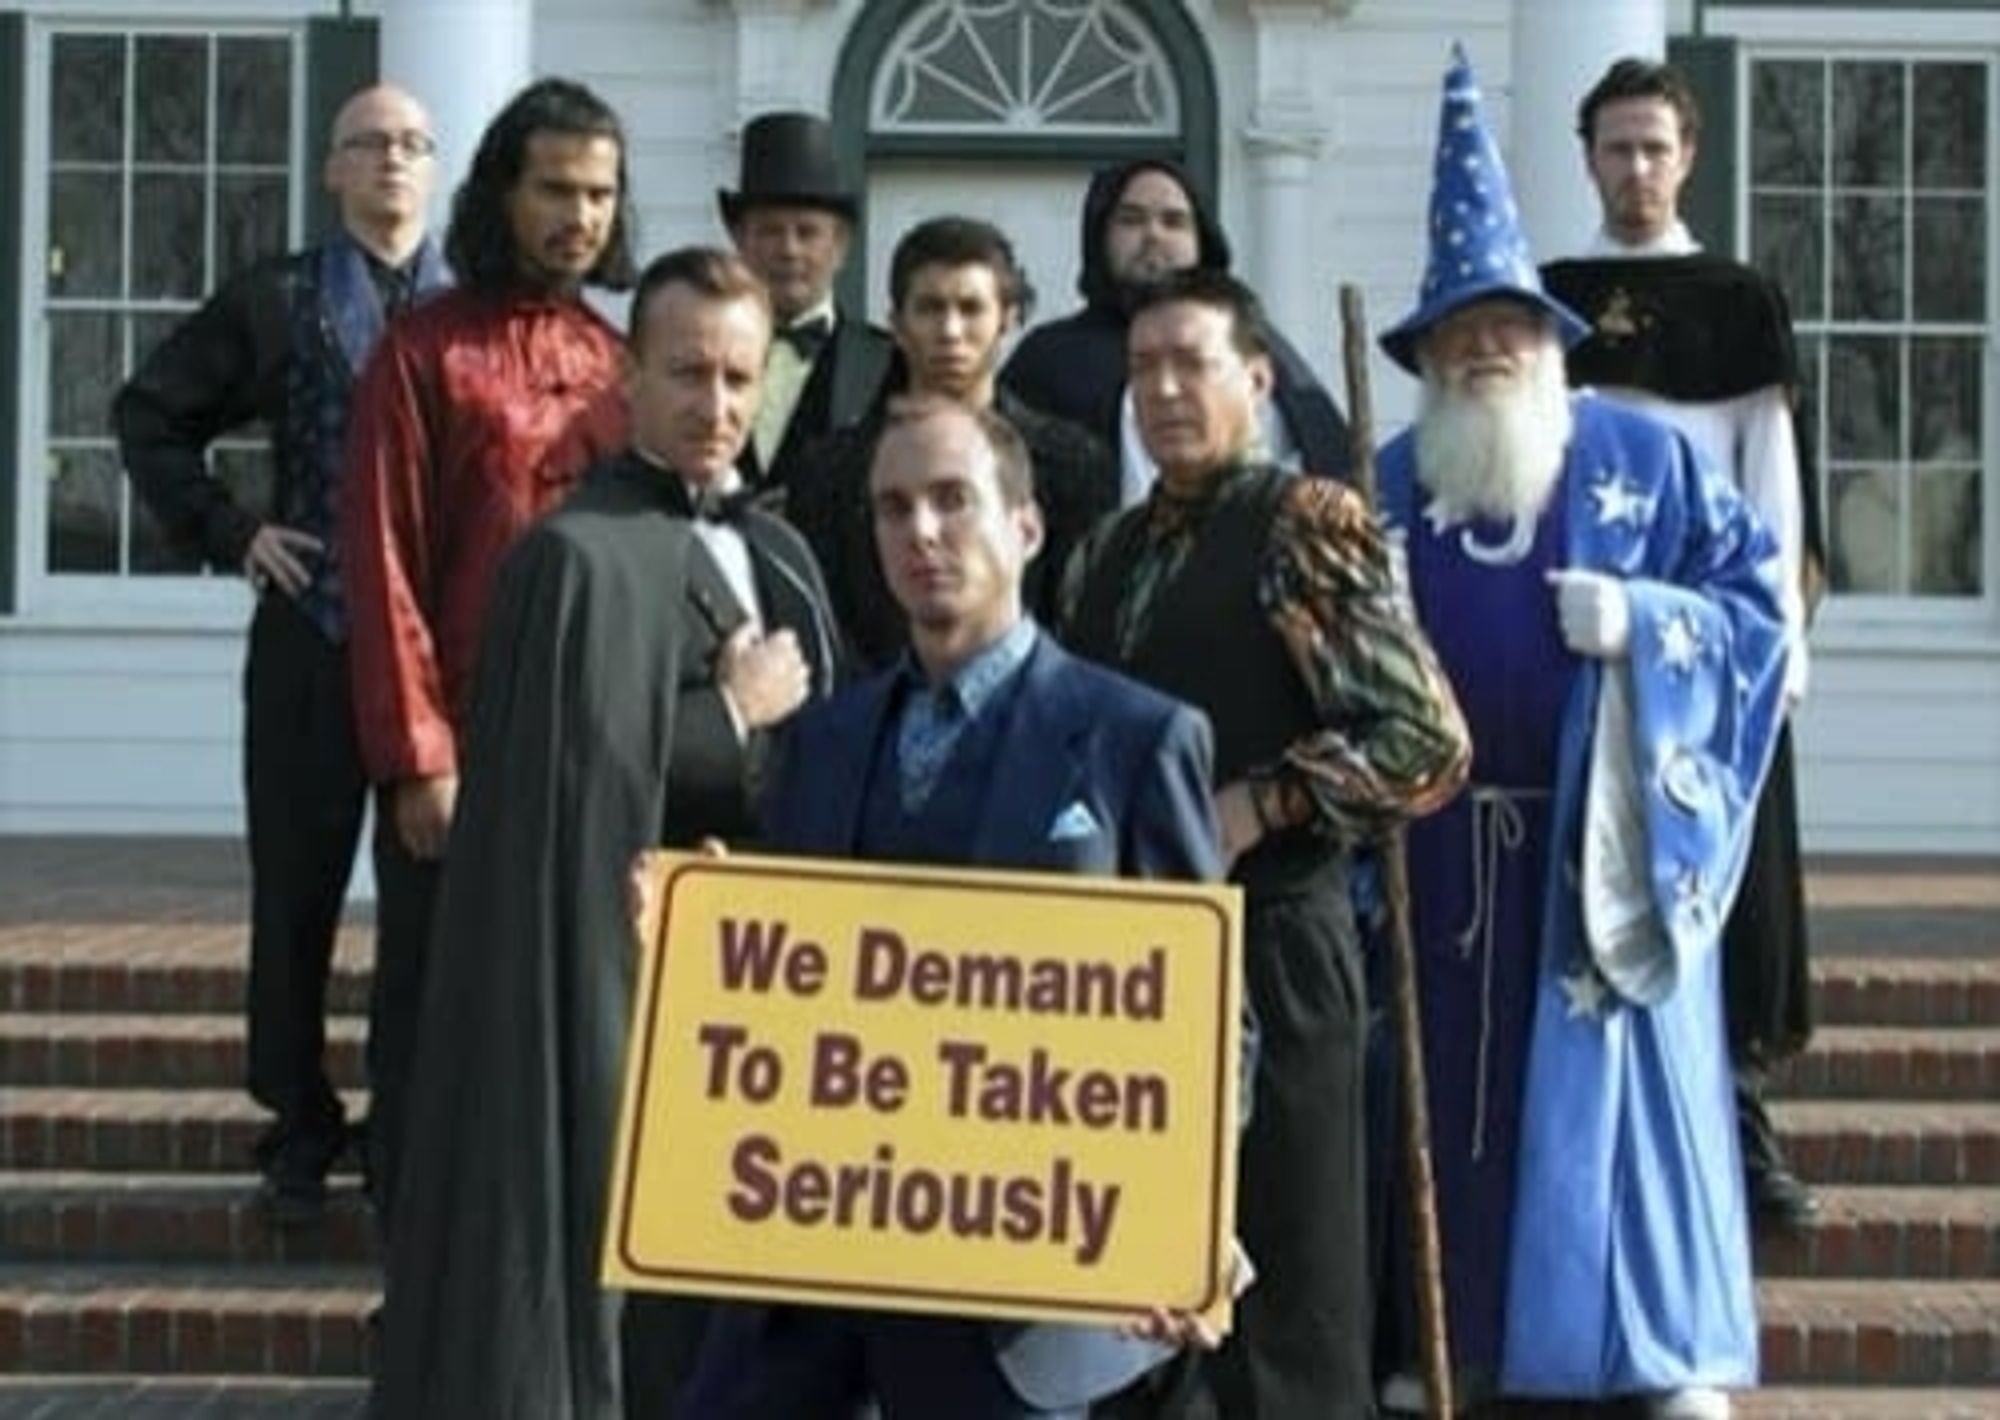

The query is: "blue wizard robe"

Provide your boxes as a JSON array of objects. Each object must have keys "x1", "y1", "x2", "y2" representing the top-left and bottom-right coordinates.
[{"x1": 1378, "y1": 392, "x2": 1786, "y2": 1398}]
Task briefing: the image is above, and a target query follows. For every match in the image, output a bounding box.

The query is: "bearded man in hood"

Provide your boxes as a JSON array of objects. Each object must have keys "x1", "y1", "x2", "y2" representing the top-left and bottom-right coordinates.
[{"x1": 1000, "y1": 159, "x2": 1351, "y2": 504}]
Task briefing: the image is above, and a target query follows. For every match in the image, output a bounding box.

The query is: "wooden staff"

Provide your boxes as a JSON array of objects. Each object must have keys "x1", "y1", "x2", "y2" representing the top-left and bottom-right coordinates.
[{"x1": 1339, "y1": 284, "x2": 1453, "y2": 1419}]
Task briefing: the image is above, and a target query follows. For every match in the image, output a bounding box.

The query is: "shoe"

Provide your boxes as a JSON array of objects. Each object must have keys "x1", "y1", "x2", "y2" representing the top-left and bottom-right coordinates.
[
  {"x1": 1649, "y1": 1386, "x2": 1731, "y2": 1418},
  {"x1": 1748, "y1": 1164, "x2": 1821, "y2": 1230},
  {"x1": 255, "y1": 1130, "x2": 339, "y2": 1226}
]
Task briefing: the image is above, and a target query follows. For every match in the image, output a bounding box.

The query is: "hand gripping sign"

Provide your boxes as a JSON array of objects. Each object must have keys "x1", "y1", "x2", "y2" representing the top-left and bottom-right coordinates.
[{"x1": 604, "y1": 851, "x2": 1243, "y2": 1331}]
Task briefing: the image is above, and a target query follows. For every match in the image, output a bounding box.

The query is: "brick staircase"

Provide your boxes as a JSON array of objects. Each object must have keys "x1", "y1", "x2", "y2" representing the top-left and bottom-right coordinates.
[{"x1": 0, "y1": 842, "x2": 1994, "y2": 1416}]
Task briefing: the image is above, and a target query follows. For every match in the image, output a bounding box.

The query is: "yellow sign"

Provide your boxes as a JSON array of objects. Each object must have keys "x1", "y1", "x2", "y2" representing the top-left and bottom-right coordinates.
[{"x1": 603, "y1": 851, "x2": 1242, "y2": 1330}]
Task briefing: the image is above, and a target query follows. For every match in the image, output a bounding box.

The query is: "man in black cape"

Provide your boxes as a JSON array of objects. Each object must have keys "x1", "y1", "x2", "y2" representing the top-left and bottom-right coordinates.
[
  {"x1": 370, "y1": 247, "x2": 838, "y2": 1419},
  {"x1": 1543, "y1": 56, "x2": 1826, "y2": 1229},
  {"x1": 1000, "y1": 157, "x2": 1351, "y2": 502}
]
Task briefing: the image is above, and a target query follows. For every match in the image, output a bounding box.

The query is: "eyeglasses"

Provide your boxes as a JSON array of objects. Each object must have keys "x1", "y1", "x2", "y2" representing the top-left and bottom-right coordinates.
[{"x1": 338, "y1": 130, "x2": 438, "y2": 159}]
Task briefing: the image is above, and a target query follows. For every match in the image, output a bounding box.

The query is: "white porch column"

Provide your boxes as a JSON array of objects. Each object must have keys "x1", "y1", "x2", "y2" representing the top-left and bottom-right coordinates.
[
  {"x1": 1507, "y1": 0, "x2": 1668, "y2": 261},
  {"x1": 721, "y1": 0, "x2": 835, "y2": 125},
  {"x1": 379, "y1": 0, "x2": 534, "y2": 219},
  {"x1": 1240, "y1": 0, "x2": 1352, "y2": 368}
]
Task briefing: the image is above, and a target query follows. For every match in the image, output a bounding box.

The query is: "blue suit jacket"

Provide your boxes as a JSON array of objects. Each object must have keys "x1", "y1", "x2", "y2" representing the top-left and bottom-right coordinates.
[{"x1": 755, "y1": 632, "x2": 1223, "y2": 1411}]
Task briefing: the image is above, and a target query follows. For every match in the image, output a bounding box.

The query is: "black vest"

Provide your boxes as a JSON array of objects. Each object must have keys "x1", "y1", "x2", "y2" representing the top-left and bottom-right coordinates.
[{"x1": 1067, "y1": 466, "x2": 1336, "y2": 893}]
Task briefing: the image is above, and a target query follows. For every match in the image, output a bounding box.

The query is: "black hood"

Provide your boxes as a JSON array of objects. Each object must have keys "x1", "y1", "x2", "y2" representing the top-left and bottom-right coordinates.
[{"x1": 1075, "y1": 157, "x2": 1232, "y2": 311}]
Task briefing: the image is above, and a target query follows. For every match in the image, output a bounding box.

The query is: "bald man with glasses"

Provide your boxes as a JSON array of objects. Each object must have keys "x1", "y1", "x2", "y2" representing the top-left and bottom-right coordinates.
[{"x1": 114, "y1": 83, "x2": 452, "y2": 1224}]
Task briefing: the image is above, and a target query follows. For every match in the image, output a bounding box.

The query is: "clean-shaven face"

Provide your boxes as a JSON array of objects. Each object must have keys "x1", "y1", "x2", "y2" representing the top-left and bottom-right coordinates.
[
  {"x1": 892, "y1": 262, "x2": 1014, "y2": 402},
  {"x1": 326, "y1": 86, "x2": 437, "y2": 230},
  {"x1": 1127, "y1": 299, "x2": 1271, "y2": 491},
  {"x1": 732, "y1": 206, "x2": 850, "y2": 324},
  {"x1": 870, "y1": 408, "x2": 1040, "y2": 643},
  {"x1": 627, "y1": 286, "x2": 771, "y2": 485}
]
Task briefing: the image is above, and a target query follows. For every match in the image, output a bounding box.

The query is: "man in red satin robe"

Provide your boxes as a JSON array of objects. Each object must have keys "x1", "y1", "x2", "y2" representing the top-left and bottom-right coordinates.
[{"x1": 339, "y1": 76, "x2": 636, "y2": 1229}]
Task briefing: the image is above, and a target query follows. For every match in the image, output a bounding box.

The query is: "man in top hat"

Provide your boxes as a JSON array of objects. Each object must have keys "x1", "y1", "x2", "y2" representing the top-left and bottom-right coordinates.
[
  {"x1": 1370, "y1": 49, "x2": 1784, "y2": 1417},
  {"x1": 1541, "y1": 56, "x2": 1826, "y2": 1233},
  {"x1": 721, "y1": 111, "x2": 893, "y2": 500}
]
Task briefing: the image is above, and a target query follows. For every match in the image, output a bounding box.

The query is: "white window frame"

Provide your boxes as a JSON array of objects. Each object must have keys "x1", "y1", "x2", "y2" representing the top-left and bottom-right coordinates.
[
  {"x1": 870, "y1": 0, "x2": 1180, "y2": 138},
  {"x1": 13, "y1": 15, "x2": 306, "y2": 629},
  {"x1": 1728, "y1": 29, "x2": 2000, "y2": 650}
]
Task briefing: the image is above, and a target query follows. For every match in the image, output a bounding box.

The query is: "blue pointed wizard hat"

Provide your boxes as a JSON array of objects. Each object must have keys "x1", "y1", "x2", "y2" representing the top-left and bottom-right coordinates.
[{"x1": 1379, "y1": 44, "x2": 1589, "y2": 373}]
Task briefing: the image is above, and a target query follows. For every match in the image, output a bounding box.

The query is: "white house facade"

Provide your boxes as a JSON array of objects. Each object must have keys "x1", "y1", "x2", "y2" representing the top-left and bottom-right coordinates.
[{"x1": 0, "y1": 0, "x2": 1995, "y2": 852}]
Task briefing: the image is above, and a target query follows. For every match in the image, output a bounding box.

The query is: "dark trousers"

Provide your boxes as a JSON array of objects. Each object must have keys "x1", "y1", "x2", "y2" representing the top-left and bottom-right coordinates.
[
  {"x1": 1202, "y1": 886, "x2": 1372, "y2": 1420},
  {"x1": 243, "y1": 595, "x2": 367, "y2": 1151},
  {"x1": 367, "y1": 807, "x2": 441, "y2": 1229}
]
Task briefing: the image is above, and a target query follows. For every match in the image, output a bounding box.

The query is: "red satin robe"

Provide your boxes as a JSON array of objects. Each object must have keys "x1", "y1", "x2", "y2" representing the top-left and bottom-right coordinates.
[{"x1": 342, "y1": 286, "x2": 629, "y2": 784}]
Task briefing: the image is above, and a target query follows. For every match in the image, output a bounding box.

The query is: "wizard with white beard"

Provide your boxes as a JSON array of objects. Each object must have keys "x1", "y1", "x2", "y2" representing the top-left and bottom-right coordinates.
[{"x1": 1371, "y1": 49, "x2": 1785, "y2": 1417}]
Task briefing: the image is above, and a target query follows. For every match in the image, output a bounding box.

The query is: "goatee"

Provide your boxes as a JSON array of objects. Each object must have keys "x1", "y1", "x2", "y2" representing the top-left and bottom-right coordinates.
[{"x1": 1414, "y1": 342, "x2": 1573, "y2": 524}]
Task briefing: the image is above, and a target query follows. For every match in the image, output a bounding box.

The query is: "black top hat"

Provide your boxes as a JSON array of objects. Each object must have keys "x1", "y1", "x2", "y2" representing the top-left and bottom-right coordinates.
[{"x1": 718, "y1": 112, "x2": 859, "y2": 226}]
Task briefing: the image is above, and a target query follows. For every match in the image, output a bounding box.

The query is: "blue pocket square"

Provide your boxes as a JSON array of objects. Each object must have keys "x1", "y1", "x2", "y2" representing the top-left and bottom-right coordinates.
[{"x1": 1048, "y1": 800, "x2": 1102, "y2": 841}]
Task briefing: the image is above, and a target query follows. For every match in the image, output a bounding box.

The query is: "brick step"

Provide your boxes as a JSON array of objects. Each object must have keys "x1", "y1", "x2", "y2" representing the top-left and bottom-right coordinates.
[
  {"x1": 0, "y1": 1013, "x2": 365, "y2": 1090},
  {"x1": 2, "y1": 943, "x2": 1972, "y2": 1031},
  {"x1": 1758, "y1": 1278, "x2": 1999, "y2": 1388},
  {"x1": 1811, "y1": 959, "x2": 2000, "y2": 1031},
  {"x1": 1736, "y1": 1388, "x2": 2000, "y2": 1418},
  {"x1": 0, "y1": 1375, "x2": 365, "y2": 1416},
  {"x1": 0, "y1": 1088, "x2": 367, "y2": 1174},
  {"x1": 0, "y1": 1173, "x2": 374, "y2": 1267},
  {"x1": 1777, "y1": 1102, "x2": 2000, "y2": 1187},
  {"x1": 1755, "y1": 1186, "x2": 2000, "y2": 1280},
  {"x1": 1771, "y1": 1028, "x2": 2000, "y2": 1102},
  {"x1": 0, "y1": 927, "x2": 372, "y2": 1016},
  {"x1": 0, "y1": 1263, "x2": 377, "y2": 1378}
]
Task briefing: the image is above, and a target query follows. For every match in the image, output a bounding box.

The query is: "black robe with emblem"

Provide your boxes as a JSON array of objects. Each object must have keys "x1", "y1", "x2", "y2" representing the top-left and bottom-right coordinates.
[
  {"x1": 369, "y1": 454, "x2": 838, "y2": 1420},
  {"x1": 1543, "y1": 252, "x2": 1819, "y2": 1062}
]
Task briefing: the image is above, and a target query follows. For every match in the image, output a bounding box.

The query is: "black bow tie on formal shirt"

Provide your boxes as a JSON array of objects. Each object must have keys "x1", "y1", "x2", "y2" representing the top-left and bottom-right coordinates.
[
  {"x1": 777, "y1": 314, "x2": 833, "y2": 361},
  {"x1": 683, "y1": 483, "x2": 760, "y2": 524}
]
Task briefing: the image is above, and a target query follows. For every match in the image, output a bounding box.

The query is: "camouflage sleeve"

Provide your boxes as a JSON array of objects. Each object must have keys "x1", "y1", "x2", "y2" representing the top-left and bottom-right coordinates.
[{"x1": 1247, "y1": 476, "x2": 1470, "y2": 841}]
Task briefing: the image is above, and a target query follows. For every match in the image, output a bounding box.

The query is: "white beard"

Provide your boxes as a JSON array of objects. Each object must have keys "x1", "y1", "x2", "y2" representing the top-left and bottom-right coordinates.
[{"x1": 1414, "y1": 343, "x2": 1574, "y2": 525}]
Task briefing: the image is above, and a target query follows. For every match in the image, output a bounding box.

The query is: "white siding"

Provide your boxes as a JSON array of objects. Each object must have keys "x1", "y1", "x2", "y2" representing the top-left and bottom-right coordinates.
[
  {"x1": 0, "y1": 625, "x2": 244, "y2": 832},
  {"x1": 1795, "y1": 646, "x2": 2000, "y2": 854}
]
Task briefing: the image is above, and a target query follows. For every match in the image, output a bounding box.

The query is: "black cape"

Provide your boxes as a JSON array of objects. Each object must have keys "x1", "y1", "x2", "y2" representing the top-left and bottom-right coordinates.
[
  {"x1": 1000, "y1": 157, "x2": 1352, "y2": 480},
  {"x1": 1542, "y1": 252, "x2": 1826, "y2": 576},
  {"x1": 370, "y1": 457, "x2": 836, "y2": 1418},
  {"x1": 1544, "y1": 252, "x2": 1817, "y2": 1061}
]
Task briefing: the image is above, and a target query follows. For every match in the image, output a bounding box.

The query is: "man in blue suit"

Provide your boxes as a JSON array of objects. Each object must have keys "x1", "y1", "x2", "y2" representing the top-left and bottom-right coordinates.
[{"x1": 681, "y1": 395, "x2": 1225, "y2": 1418}]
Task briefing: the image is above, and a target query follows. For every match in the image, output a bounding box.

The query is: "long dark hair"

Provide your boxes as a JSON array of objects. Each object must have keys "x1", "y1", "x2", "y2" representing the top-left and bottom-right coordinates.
[{"x1": 445, "y1": 77, "x2": 639, "y2": 293}]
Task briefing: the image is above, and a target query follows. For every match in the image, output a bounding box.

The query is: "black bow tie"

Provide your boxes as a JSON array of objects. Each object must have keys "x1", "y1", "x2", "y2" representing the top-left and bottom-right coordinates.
[
  {"x1": 688, "y1": 484, "x2": 760, "y2": 524},
  {"x1": 777, "y1": 315, "x2": 833, "y2": 361}
]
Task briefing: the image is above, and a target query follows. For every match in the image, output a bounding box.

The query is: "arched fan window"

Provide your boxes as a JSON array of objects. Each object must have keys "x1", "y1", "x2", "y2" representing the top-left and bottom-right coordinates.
[{"x1": 870, "y1": 1, "x2": 1179, "y2": 136}]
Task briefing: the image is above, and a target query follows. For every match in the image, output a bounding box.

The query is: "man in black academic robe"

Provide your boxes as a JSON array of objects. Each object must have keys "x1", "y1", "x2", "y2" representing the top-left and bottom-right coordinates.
[
  {"x1": 1543, "y1": 56, "x2": 1826, "y2": 1229},
  {"x1": 370, "y1": 248, "x2": 838, "y2": 1420}
]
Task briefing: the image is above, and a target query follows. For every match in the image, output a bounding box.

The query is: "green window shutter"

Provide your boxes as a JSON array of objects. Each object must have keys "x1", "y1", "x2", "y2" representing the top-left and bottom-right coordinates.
[
  {"x1": 0, "y1": 11, "x2": 23, "y2": 612},
  {"x1": 304, "y1": 18, "x2": 379, "y2": 239},
  {"x1": 1668, "y1": 34, "x2": 1739, "y2": 255}
]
